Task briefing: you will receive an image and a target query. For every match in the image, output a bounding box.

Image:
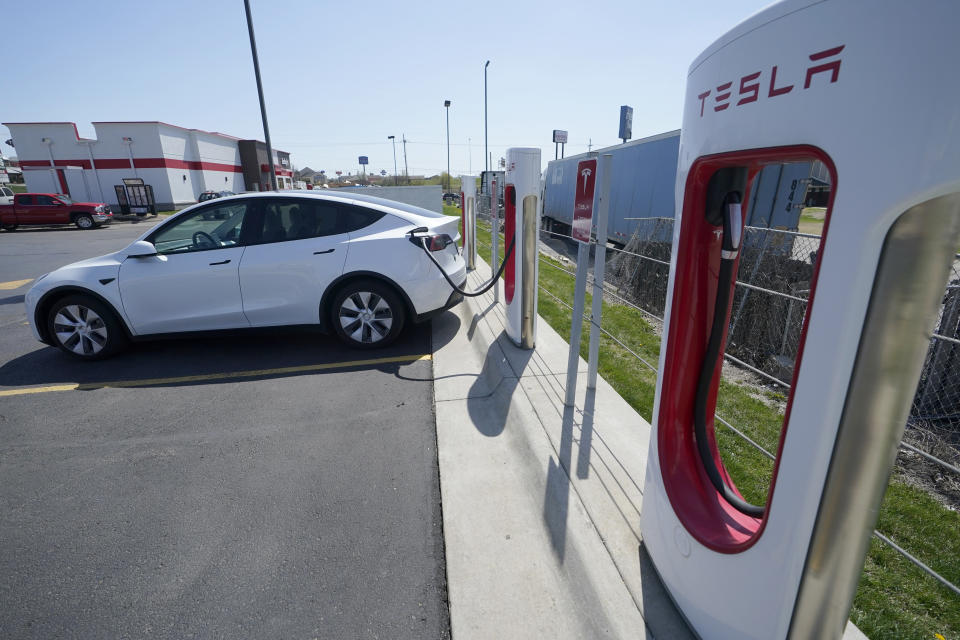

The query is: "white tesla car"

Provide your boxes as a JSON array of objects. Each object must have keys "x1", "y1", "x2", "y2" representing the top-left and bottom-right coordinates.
[{"x1": 24, "y1": 191, "x2": 466, "y2": 359}]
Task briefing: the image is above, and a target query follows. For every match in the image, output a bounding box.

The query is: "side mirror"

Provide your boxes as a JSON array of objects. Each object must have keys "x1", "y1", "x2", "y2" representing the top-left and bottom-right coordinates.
[{"x1": 125, "y1": 240, "x2": 158, "y2": 259}]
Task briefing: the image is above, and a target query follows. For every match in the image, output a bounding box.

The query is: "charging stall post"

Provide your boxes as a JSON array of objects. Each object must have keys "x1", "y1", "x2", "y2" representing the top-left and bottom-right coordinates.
[
  {"x1": 563, "y1": 155, "x2": 599, "y2": 406},
  {"x1": 503, "y1": 148, "x2": 541, "y2": 349},
  {"x1": 640, "y1": 1, "x2": 960, "y2": 638},
  {"x1": 461, "y1": 176, "x2": 477, "y2": 271}
]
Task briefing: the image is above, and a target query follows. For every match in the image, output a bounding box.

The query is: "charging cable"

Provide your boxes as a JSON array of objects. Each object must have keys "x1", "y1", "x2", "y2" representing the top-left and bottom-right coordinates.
[
  {"x1": 413, "y1": 230, "x2": 515, "y2": 297},
  {"x1": 694, "y1": 191, "x2": 766, "y2": 518}
]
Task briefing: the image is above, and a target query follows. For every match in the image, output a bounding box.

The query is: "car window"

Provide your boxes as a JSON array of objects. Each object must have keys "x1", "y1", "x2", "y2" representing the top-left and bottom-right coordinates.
[
  {"x1": 35, "y1": 195, "x2": 56, "y2": 205},
  {"x1": 340, "y1": 205, "x2": 386, "y2": 233},
  {"x1": 18, "y1": 195, "x2": 34, "y2": 205},
  {"x1": 150, "y1": 202, "x2": 249, "y2": 254},
  {"x1": 255, "y1": 199, "x2": 342, "y2": 243}
]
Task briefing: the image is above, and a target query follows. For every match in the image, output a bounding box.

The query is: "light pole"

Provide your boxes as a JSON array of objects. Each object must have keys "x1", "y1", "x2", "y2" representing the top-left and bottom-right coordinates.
[
  {"x1": 444, "y1": 99, "x2": 451, "y2": 191},
  {"x1": 484, "y1": 60, "x2": 490, "y2": 172},
  {"x1": 243, "y1": 0, "x2": 277, "y2": 191},
  {"x1": 388, "y1": 135, "x2": 398, "y2": 186}
]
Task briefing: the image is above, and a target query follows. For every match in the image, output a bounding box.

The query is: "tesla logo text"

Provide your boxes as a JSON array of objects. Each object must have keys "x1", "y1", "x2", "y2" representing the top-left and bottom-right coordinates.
[{"x1": 697, "y1": 45, "x2": 844, "y2": 117}]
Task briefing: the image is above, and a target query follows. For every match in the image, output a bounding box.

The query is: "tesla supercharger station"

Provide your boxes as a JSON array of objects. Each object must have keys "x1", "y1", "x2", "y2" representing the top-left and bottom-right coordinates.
[
  {"x1": 640, "y1": 1, "x2": 960, "y2": 639},
  {"x1": 461, "y1": 175, "x2": 477, "y2": 270},
  {"x1": 504, "y1": 147, "x2": 541, "y2": 349}
]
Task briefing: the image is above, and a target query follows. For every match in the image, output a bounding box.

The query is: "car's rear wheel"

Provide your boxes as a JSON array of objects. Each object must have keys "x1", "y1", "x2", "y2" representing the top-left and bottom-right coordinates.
[
  {"x1": 47, "y1": 295, "x2": 127, "y2": 360},
  {"x1": 1, "y1": 223, "x2": 17, "y2": 232},
  {"x1": 331, "y1": 279, "x2": 405, "y2": 348},
  {"x1": 74, "y1": 214, "x2": 94, "y2": 229}
]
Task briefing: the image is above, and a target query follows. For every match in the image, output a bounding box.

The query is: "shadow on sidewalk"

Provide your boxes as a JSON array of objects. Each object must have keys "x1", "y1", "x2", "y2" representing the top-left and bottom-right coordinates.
[{"x1": 465, "y1": 332, "x2": 532, "y2": 437}]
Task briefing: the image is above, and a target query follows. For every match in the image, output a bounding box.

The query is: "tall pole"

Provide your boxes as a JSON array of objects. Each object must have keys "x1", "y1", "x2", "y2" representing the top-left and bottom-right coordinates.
[
  {"x1": 244, "y1": 0, "x2": 278, "y2": 191},
  {"x1": 446, "y1": 102, "x2": 451, "y2": 190},
  {"x1": 484, "y1": 60, "x2": 490, "y2": 172},
  {"x1": 388, "y1": 135, "x2": 398, "y2": 186},
  {"x1": 402, "y1": 135, "x2": 409, "y2": 184}
]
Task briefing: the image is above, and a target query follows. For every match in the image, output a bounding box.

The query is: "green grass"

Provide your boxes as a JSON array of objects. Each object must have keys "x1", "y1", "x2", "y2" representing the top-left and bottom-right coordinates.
[
  {"x1": 472, "y1": 220, "x2": 960, "y2": 640},
  {"x1": 8, "y1": 183, "x2": 26, "y2": 193}
]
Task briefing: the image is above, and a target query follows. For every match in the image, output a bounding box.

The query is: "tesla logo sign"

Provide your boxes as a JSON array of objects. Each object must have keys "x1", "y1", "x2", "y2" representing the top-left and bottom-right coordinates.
[
  {"x1": 572, "y1": 158, "x2": 597, "y2": 243},
  {"x1": 697, "y1": 45, "x2": 845, "y2": 117}
]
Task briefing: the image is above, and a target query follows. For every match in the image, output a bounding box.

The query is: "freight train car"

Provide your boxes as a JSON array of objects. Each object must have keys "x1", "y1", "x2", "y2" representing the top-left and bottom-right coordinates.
[
  {"x1": 541, "y1": 130, "x2": 680, "y2": 247},
  {"x1": 542, "y1": 129, "x2": 828, "y2": 247}
]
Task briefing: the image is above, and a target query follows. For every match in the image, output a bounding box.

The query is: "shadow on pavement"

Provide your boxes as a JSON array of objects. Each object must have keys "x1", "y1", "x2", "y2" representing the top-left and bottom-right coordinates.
[
  {"x1": 465, "y1": 332, "x2": 532, "y2": 437},
  {"x1": 0, "y1": 320, "x2": 448, "y2": 390}
]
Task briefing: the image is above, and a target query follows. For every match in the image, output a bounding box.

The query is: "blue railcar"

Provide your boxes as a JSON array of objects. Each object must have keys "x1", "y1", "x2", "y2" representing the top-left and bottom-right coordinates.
[{"x1": 541, "y1": 130, "x2": 681, "y2": 247}]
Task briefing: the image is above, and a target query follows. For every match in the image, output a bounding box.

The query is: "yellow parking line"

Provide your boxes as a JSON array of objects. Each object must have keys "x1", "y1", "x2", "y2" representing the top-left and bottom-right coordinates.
[
  {"x1": 0, "y1": 353, "x2": 432, "y2": 398},
  {"x1": 0, "y1": 278, "x2": 33, "y2": 290},
  {"x1": 0, "y1": 384, "x2": 79, "y2": 397}
]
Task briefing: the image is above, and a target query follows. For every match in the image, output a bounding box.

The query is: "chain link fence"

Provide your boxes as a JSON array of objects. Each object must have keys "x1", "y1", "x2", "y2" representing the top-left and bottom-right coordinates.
[
  {"x1": 473, "y1": 212, "x2": 960, "y2": 603},
  {"x1": 606, "y1": 219, "x2": 960, "y2": 506}
]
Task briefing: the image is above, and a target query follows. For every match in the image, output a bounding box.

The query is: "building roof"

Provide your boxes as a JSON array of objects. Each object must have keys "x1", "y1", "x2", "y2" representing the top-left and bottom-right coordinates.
[{"x1": 2, "y1": 121, "x2": 289, "y2": 154}]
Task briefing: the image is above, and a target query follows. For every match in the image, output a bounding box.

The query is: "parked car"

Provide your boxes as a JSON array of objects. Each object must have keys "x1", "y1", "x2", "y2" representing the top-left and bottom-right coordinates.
[
  {"x1": 25, "y1": 191, "x2": 466, "y2": 359},
  {"x1": 0, "y1": 193, "x2": 113, "y2": 231},
  {"x1": 0, "y1": 185, "x2": 15, "y2": 205},
  {"x1": 198, "y1": 191, "x2": 237, "y2": 218},
  {"x1": 198, "y1": 190, "x2": 235, "y2": 202}
]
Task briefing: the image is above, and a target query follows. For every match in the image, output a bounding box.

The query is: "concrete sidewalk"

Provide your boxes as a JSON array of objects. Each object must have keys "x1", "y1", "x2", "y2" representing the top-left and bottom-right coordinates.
[
  {"x1": 431, "y1": 258, "x2": 692, "y2": 640},
  {"x1": 431, "y1": 257, "x2": 870, "y2": 640}
]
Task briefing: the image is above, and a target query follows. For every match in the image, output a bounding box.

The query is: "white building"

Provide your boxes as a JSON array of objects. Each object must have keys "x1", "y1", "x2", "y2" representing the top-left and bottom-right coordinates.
[{"x1": 2, "y1": 121, "x2": 294, "y2": 209}]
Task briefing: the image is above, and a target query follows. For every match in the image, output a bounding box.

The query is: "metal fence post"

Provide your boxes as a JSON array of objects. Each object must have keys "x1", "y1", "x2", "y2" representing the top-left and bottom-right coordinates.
[
  {"x1": 564, "y1": 240, "x2": 591, "y2": 406},
  {"x1": 587, "y1": 154, "x2": 613, "y2": 390}
]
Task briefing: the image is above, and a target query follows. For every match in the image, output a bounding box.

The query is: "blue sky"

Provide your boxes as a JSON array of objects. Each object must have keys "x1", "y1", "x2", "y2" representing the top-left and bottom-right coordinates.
[{"x1": 2, "y1": 0, "x2": 772, "y2": 177}]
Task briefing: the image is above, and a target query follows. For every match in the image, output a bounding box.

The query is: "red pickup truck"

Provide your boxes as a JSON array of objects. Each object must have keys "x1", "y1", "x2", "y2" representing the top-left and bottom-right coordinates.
[{"x1": 0, "y1": 193, "x2": 113, "y2": 231}]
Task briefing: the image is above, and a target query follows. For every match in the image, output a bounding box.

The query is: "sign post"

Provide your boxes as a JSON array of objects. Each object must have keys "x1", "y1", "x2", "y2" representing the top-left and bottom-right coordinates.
[
  {"x1": 358, "y1": 155, "x2": 368, "y2": 185},
  {"x1": 587, "y1": 154, "x2": 612, "y2": 390},
  {"x1": 491, "y1": 176, "x2": 499, "y2": 303},
  {"x1": 552, "y1": 129, "x2": 568, "y2": 160},
  {"x1": 564, "y1": 156, "x2": 598, "y2": 407}
]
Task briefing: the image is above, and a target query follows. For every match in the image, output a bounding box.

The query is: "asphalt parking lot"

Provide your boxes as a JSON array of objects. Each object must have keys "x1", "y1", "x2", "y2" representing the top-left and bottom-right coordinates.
[{"x1": 0, "y1": 220, "x2": 451, "y2": 639}]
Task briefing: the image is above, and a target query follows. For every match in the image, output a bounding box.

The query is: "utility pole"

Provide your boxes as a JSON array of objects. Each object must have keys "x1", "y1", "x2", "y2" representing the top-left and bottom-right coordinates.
[
  {"x1": 402, "y1": 135, "x2": 409, "y2": 184},
  {"x1": 388, "y1": 135, "x2": 398, "y2": 186},
  {"x1": 588, "y1": 138, "x2": 592, "y2": 152},
  {"x1": 243, "y1": 0, "x2": 277, "y2": 191},
  {"x1": 444, "y1": 99, "x2": 451, "y2": 191},
  {"x1": 484, "y1": 60, "x2": 490, "y2": 172},
  {"x1": 468, "y1": 137, "x2": 472, "y2": 174}
]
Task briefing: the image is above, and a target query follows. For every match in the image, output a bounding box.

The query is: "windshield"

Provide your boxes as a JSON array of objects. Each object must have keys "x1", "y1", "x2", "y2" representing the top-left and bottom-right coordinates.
[{"x1": 56, "y1": 195, "x2": 74, "y2": 205}]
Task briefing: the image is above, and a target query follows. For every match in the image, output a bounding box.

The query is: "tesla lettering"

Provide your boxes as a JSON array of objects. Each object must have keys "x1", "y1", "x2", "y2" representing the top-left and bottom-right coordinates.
[{"x1": 697, "y1": 45, "x2": 845, "y2": 117}]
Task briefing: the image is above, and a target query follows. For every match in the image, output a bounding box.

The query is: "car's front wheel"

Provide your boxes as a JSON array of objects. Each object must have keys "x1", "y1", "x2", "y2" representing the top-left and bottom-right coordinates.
[
  {"x1": 330, "y1": 279, "x2": 405, "y2": 348},
  {"x1": 74, "y1": 214, "x2": 94, "y2": 229},
  {"x1": 47, "y1": 295, "x2": 127, "y2": 360}
]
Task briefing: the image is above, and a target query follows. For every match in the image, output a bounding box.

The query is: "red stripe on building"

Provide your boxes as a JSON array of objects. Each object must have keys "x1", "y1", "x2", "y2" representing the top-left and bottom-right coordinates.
[
  {"x1": 260, "y1": 164, "x2": 293, "y2": 177},
  {"x1": 19, "y1": 158, "x2": 243, "y2": 172}
]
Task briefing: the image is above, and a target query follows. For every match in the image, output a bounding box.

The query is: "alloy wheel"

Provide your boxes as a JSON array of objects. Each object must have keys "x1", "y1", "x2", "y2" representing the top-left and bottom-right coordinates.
[
  {"x1": 53, "y1": 304, "x2": 108, "y2": 356},
  {"x1": 338, "y1": 291, "x2": 394, "y2": 344}
]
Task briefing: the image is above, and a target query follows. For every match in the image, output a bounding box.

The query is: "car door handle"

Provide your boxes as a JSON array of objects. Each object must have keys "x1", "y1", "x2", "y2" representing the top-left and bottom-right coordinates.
[
  {"x1": 313, "y1": 249, "x2": 335, "y2": 255},
  {"x1": 209, "y1": 259, "x2": 231, "y2": 265}
]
